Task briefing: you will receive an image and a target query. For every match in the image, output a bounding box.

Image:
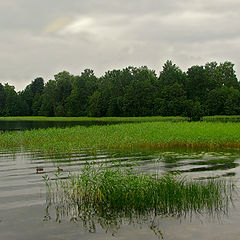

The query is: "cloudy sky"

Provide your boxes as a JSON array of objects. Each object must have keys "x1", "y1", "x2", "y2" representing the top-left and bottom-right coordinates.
[{"x1": 1, "y1": 0, "x2": 240, "y2": 90}]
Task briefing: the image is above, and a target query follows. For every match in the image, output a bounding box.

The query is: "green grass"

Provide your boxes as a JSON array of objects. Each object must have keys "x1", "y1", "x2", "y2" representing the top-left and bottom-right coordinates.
[
  {"x1": 1, "y1": 121, "x2": 240, "y2": 153},
  {"x1": 0, "y1": 116, "x2": 189, "y2": 122},
  {"x1": 203, "y1": 115, "x2": 240, "y2": 122},
  {"x1": 45, "y1": 164, "x2": 234, "y2": 219}
]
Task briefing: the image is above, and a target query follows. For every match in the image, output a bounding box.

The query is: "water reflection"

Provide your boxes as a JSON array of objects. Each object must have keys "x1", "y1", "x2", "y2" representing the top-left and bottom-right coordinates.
[
  {"x1": 41, "y1": 150, "x2": 237, "y2": 239},
  {"x1": 0, "y1": 120, "x2": 131, "y2": 131},
  {"x1": 1, "y1": 149, "x2": 240, "y2": 240},
  {"x1": 43, "y1": 192, "x2": 168, "y2": 239}
]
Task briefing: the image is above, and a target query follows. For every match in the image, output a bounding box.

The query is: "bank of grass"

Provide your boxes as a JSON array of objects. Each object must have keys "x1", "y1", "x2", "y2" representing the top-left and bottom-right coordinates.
[
  {"x1": 0, "y1": 116, "x2": 189, "y2": 122},
  {"x1": 1, "y1": 121, "x2": 240, "y2": 152},
  {"x1": 203, "y1": 115, "x2": 240, "y2": 122},
  {"x1": 45, "y1": 164, "x2": 234, "y2": 218}
]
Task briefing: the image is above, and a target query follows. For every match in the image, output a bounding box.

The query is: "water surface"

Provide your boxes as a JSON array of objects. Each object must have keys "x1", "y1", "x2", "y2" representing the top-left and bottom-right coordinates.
[
  {"x1": 0, "y1": 149, "x2": 240, "y2": 240},
  {"x1": 0, "y1": 120, "x2": 131, "y2": 131}
]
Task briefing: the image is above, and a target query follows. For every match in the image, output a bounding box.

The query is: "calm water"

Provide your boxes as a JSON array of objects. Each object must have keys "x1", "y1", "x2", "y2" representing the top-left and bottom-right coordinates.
[
  {"x1": 0, "y1": 148, "x2": 240, "y2": 240},
  {"x1": 0, "y1": 120, "x2": 131, "y2": 131}
]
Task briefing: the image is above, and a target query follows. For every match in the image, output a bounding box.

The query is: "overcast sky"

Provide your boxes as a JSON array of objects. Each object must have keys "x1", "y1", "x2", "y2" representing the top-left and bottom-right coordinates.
[{"x1": 1, "y1": 0, "x2": 240, "y2": 90}]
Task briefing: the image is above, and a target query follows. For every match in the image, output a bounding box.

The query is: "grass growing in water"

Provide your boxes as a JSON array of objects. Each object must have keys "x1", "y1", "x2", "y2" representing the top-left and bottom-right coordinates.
[
  {"x1": 44, "y1": 164, "x2": 234, "y2": 220},
  {"x1": 1, "y1": 121, "x2": 240, "y2": 152}
]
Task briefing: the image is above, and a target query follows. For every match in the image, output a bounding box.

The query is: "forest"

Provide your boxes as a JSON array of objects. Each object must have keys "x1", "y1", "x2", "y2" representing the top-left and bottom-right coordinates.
[{"x1": 0, "y1": 60, "x2": 239, "y2": 120}]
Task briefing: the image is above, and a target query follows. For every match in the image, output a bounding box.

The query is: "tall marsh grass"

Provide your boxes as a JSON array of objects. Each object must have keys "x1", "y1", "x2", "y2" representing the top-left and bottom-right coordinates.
[
  {"x1": 1, "y1": 121, "x2": 240, "y2": 153},
  {"x1": 45, "y1": 164, "x2": 234, "y2": 220}
]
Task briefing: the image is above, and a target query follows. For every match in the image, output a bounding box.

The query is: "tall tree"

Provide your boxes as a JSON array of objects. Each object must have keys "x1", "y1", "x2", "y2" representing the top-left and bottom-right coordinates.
[
  {"x1": 159, "y1": 60, "x2": 186, "y2": 87},
  {"x1": 65, "y1": 69, "x2": 97, "y2": 116},
  {"x1": 0, "y1": 83, "x2": 6, "y2": 116}
]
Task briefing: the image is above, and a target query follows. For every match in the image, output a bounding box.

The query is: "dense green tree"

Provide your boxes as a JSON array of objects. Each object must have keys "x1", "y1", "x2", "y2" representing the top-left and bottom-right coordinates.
[
  {"x1": 88, "y1": 90, "x2": 106, "y2": 117},
  {"x1": 20, "y1": 77, "x2": 44, "y2": 115},
  {"x1": 0, "y1": 83, "x2": 6, "y2": 116},
  {"x1": 205, "y1": 61, "x2": 239, "y2": 90},
  {"x1": 186, "y1": 65, "x2": 209, "y2": 101},
  {"x1": 30, "y1": 77, "x2": 44, "y2": 95},
  {"x1": 39, "y1": 80, "x2": 56, "y2": 116},
  {"x1": 4, "y1": 84, "x2": 28, "y2": 116},
  {"x1": 66, "y1": 69, "x2": 97, "y2": 116},
  {"x1": 218, "y1": 62, "x2": 239, "y2": 89},
  {"x1": 206, "y1": 86, "x2": 240, "y2": 116},
  {"x1": 159, "y1": 60, "x2": 186, "y2": 87},
  {"x1": 224, "y1": 87, "x2": 240, "y2": 115},
  {"x1": 154, "y1": 83, "x2": 188, "y2": 116},
  {"x1": 122, "y1": 66, "x2": 157, "y2": 116},
  {"x1": 54, "y1": 71, "x2": 73, "y2": 116},
  {"x1": 1, "y1": 61, "x2": 240, "y2": 118}
]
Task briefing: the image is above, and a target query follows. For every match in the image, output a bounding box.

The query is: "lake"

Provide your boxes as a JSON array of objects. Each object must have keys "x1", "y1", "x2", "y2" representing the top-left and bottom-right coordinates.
[
  {"x1": 0, "y1": 120, "x2": 130, "y2": 131},
  {"x1": 0, "y1": 148, "x2": 240, "y2": 240}
]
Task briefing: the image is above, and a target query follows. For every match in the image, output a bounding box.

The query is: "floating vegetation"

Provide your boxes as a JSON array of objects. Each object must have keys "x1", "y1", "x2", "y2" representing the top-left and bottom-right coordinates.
[{"x1": 43, "y1": 164, "x2": 235, "y2": 235}]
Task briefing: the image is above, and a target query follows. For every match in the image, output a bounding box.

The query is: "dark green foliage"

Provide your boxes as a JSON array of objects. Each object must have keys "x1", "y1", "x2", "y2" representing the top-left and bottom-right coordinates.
[
  {"x1": 1, "y1": 60, "x2": 240, "y2": 118},
  {"x1": 0, "y1": 83, "x2": 6, "y2": 116},
  {"x1": 3, "y1": 84, "x2": 28, "y2": 116},
  {"x1": 186, "y1": 65, "x2": 209, "y2": 101},
  {"x1": 159, "y1": 60, "x2": 186, "y2": 86},
  {"x1": 154, "y1": 83, "x2": 188, "y2": 116},
  {"x1": 206, "y1": 86, "x2": 240, "y2": 116},
  {"x1": 20, "y1": 77, "x2": 44, "y2": 115},
  {"x1": 66, "y1": 69, "x2": 98, "y2": 116}
]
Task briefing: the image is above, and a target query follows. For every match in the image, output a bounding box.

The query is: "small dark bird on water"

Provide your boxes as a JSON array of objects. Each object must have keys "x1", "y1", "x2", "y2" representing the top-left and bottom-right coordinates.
[
  {"x1": 57, "y1": 167, "x2": 63, "y2": 172},
  {"x1": 36, "y1": 167, "x2": 44, "y2": 174}
]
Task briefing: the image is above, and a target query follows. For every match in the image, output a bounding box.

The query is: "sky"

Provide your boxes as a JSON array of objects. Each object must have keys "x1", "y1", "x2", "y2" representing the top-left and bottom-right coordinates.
[{"x1": 1, "y1": 0, "x2": 240, "y2": 91}]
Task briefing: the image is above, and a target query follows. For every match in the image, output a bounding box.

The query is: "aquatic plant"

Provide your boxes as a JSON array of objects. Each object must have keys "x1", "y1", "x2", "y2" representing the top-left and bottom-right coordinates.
[
  {"x1": 1, "y1": 121, "x2": 240, "y2": 152},
  {"x1": 44, "y1": 164, "x2": 234, "y2": 219}
]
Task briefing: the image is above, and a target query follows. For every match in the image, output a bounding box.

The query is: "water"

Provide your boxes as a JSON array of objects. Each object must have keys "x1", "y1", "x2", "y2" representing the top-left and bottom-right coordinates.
[
  {"x1": 0, "y1": 120, "x2": 131, "y2": 131},
  {"x1": 0, "y1": 149, "x2": 240, "y2": 240}
]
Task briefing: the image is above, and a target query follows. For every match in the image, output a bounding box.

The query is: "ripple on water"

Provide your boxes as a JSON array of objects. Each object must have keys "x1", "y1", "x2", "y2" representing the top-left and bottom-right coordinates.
[{"x1": 0, "y1": 149, "x2": 240, "y2": 240}]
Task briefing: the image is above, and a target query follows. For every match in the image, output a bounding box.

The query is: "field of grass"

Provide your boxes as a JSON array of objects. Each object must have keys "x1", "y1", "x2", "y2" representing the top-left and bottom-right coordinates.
[
  {"x1": 1, "y1": 121, "x2": 240, "y2": 153},
  {"x1": 45, "y1": 164, "x2": 234, "y2": 219},
  {"x1": 0, "y1": 116, "x2": 189, "y2": 122}
]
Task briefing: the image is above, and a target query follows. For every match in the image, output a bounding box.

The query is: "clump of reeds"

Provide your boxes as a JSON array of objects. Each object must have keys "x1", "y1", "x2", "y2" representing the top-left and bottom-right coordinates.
[{"x1": 44, "y1": 164, "x2": 234, "y2": 220}]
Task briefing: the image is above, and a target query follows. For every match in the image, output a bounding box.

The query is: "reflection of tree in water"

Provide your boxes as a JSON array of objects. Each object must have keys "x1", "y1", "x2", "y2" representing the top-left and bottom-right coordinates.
[{"x1": 44, "y1": 194, "x2": 165, "y2": 239}]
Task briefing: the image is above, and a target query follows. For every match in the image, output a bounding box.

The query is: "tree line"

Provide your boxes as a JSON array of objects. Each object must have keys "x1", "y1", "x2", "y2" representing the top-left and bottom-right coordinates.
[{"x1": 0, "y1": 60, "x2": 240, "y2": 120}]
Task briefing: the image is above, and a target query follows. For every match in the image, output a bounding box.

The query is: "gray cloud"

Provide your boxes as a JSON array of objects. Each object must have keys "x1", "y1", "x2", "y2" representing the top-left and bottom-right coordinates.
[{"x1": 1, "y1": 0, "x2": 240, "y2": 90}]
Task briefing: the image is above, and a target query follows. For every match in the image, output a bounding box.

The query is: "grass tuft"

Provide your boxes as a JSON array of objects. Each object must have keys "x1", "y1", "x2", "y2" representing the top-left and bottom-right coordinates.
[{"x1": 44, "y1": 164, "x2": 234, "y2": 219}]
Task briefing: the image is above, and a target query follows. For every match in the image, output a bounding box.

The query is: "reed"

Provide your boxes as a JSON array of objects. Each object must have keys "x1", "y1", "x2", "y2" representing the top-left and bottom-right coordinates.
[
  {"x1": 1, "y1": 121, "x2": 240, "y2": 153},
  {"x1": 45, "y1": 164, "x2": 234, "y2": 219}
]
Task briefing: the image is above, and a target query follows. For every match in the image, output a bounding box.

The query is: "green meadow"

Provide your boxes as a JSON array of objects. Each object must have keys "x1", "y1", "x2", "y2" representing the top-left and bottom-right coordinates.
[{"x1": 1, "y1": 121, "x2": 240, "y2": 153}]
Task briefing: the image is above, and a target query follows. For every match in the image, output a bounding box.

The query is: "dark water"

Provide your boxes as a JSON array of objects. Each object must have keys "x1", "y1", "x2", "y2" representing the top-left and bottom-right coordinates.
[
  {"x1": 0, "y1": 120, "x2": 130, "y2": 131},
  {"x1": 0, "y1": 149, "x2": 240, "y2": 240}
]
